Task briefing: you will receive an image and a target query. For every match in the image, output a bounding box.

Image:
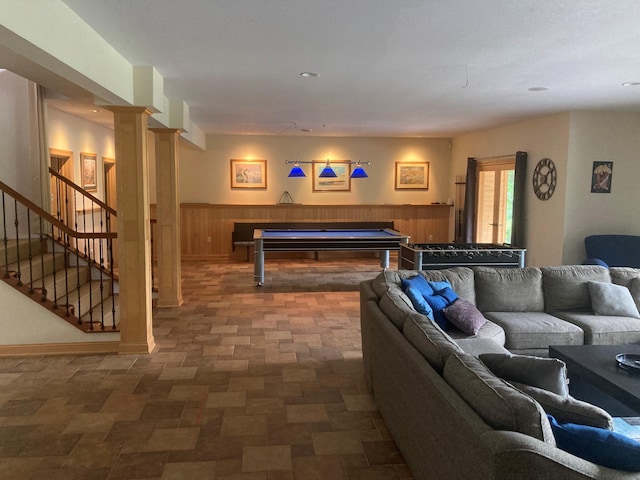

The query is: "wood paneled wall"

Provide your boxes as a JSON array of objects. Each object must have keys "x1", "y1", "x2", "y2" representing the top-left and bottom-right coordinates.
[{"x1": 168, "y1": 204, "x2": 451, "y2": 259}]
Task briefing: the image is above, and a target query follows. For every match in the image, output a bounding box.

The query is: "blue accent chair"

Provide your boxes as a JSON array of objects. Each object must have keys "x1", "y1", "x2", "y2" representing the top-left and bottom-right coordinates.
[{"x1": 584, "y1": 235, "x2": 640, "y2": 268}]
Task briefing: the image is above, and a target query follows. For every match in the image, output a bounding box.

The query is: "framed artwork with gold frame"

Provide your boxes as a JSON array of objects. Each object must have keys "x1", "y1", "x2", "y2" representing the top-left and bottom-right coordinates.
[
  {"x1": 395, "y1": 162, "x2": 429, "y2": 190},
  {"x1": 230, "y1": 159, "x2": 267, "y2": 189}
]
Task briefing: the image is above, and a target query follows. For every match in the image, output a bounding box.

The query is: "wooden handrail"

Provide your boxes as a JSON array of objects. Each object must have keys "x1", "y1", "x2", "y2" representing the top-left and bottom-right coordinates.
[
  {"x1": 49, "y1": 167, "x2": 117, "y2": 217},
  {"x1": 0, "y1": 180, "x2": 116, "y2": 240}
]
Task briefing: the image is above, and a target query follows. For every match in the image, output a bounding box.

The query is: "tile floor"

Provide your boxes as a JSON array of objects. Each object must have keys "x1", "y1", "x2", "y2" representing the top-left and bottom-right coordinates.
[{"x1": 0, "y1": 258, "x2": 413, "y2": 479}]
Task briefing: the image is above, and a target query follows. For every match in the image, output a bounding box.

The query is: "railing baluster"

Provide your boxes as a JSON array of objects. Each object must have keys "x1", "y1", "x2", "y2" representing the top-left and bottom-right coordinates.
[
  {"x1": 2, "y1": 192, "x2": 8, "y2": 278},
  {"x1": 26, "y1": 209, "x2": 34, "y2": 293},
  {"x1": 38, "y1": 217, "x2": 46, "y2": 302},
  {"x1": 13, "y1": 198, "x2": 22, "y2": 286}
]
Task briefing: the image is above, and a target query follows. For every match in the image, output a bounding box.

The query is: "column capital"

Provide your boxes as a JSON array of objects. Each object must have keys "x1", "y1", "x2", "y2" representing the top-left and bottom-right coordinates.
[
  {"x1": 105, "y1": 105, "x2": 154, "y2": 116},
  {"x1": 149, "y1": 127, "x2": 183, "y2": 135}
]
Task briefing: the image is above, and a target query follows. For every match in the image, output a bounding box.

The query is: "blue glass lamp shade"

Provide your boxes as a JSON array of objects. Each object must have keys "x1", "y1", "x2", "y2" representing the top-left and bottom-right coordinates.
[
  {"x1": 319, "y1": 161, "x2": 337, "y2": 178},
  {"x1": 288, "y1": 162, "x2": 306, "y2": 177},
  {"x1": 350, "y1": 163, "x2": 368, "y2": 178}
]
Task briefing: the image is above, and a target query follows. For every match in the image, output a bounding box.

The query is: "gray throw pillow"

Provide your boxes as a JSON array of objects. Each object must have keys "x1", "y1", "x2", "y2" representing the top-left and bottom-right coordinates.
[
  {"x1": 510, "y1": 381, "x2": 614, "y2": 430},
  {"x1": 442, "y1": 298, "x2": 487, "y2": 335},
  {"x1": 479, "y1": 353, "x2": 569, "y2": 397},
  {"x1": 588, "y1": 281, "x2": 640, "y2": 318}
]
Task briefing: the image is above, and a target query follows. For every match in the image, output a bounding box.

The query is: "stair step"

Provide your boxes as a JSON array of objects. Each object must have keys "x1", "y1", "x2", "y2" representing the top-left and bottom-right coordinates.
[
  {"x1": 81, "y1": 294, "x2": 119, "y2": 331},
  {"x1": 40, "y1": 267, "x2": 90, "y2": 303},
  {"x1": 2, "y1": 252, "x2": 66, "y2": 285},
  {"x1": 0, "y1": 238, "x2": 45, "y2": 264},
  {"x1": 57, "y1": 279, "x2": 114, "y2": 318}
]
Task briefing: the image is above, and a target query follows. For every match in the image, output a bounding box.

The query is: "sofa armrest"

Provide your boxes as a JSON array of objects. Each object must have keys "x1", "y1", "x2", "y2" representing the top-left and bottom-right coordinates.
[{"x1": 482, "y1": 430, "x2": 640, "y2": 479}]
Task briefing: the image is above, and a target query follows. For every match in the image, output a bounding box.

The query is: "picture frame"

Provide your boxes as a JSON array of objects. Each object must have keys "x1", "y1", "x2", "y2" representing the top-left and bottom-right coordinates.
[
  {"x1": 230, "y1": 159, "x2": 267, "y2": 189},
  {"x1": 395, "y1": 162, "x2": 429, "y2": 190},
  {"x1": 81, "y1": 152, "x2": 97, "y2": 191},
  {"x1": 591, "y1": 161, "x2": 613, "y2": 193},
  {"x1": 312, "y1": 161, "x2": 351, "y2": 192}
]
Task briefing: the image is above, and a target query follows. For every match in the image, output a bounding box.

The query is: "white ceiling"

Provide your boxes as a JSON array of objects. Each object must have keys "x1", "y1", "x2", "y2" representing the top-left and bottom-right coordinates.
[{"x1": 58, "y1": 0, "x2": 640, "y2": 137}]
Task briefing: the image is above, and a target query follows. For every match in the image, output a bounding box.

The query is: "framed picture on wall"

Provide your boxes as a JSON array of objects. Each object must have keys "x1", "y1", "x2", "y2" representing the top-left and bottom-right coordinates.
[
  {"x1": 395, "y1": 162, "x2": 429, "y2": 190},
  {"x1": 230, "y1": 159, "x2": 267, "y2": 189},
  {"x1": 81, "y1": 152, "x2": 97, "y2": 191},
  {"x1": 591, "y1": 161, "x2": 613, "y2": 193},
  {"x1": 312, "y1": 161, "x2": 351, "y2": 192}
]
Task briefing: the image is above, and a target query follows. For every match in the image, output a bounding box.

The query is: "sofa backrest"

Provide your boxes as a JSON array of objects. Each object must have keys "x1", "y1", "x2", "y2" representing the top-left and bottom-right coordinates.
[
  {"x1": 541, "y1": 265, "x2": 611, "y2": 312},
  {"x1": 403, "y1": 312, "x2": 463, "y2": 373},
  {"x1": 473, "y1": 267, "x2": 544, "y2": 312}
]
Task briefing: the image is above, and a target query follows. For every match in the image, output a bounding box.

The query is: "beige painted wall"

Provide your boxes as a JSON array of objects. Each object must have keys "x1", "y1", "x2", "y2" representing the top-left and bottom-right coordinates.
[
  {"x1": 451, "y1": 113, "x2": 571, "y2": 266},
  {"x1": 563, "y1": 111, "x2": 640, "y2": 264},
  {"x1": 452, "y1": 111, "x2": 640, "y2": 267},
  {"x1": 179, "y1": 134, "x2": 453, "y2": 206}
]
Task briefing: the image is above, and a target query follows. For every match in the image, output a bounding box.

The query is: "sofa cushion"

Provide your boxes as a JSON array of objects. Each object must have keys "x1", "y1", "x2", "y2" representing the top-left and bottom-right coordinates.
[
  {"x1": 473, "y1": 267, "x2": 544, "y2": 312},
  {"x1": 425, "y1": 286, "x2": 458, "y2": 330},
  {"x1": 455, "y1": 337, "x2": 510, "y2": 356},
  {"x1": 379, "y1": 290, "x2": 415, "y2": 330},
  {"x1": 551, "y1": 311, "x2": 640, "y2": 345},
  {"x1": 447, "y1": 318, "x2": 506, "y2": 345},
  {"x1": 510, "y1": 382, "x2": 613, "y2": 430},
  {"x1": 541, "y1": 265, "x2": 611, "y2": 312},
  {"x1": 588, "y1": 281, "x2": 640, "y2": 318},
  {"x1": 421, "y1": 267, "x2": 476, "y2": 304},
  {"x1": 403, "y1": 312, "x2": 463, "y2": 373},
  {"x1": 479, "y1": 353, "x2": 569, "y2": 396},
  {"x1": 547, "y1": 415, "x2": 640, "y2": 472},
  {"x1": 483, "y1": 311, "x2": 584, "y2": 350},
  {"x1": 443, "y1": 298, "x2": 487, "y2": 335},
  {"x1": 443, "y1": 352, "x2": 555, "y2": 444},
  {"x1": 370, "y1": 269, "x2": 418, "y2": 298}
]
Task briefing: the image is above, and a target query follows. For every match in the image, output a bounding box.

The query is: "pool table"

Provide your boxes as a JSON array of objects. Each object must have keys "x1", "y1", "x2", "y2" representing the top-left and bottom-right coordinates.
[{"x1": 253, "y1": 228, "x2": 410, "y2": 286}]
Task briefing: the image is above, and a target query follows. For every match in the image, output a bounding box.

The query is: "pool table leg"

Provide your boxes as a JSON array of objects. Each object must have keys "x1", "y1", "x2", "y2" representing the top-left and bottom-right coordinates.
[
  {"x1": 254, "y1": 239, "x2": 264, "y2": 286},
  {"x1": 380, "y1": 250, "x2": 390, "y2": 269}
]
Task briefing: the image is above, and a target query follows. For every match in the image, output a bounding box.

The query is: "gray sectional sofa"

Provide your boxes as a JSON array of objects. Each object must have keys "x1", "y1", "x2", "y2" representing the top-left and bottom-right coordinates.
[{"x1": 360, "y1": 265, "x2": 640, "y2": 479}]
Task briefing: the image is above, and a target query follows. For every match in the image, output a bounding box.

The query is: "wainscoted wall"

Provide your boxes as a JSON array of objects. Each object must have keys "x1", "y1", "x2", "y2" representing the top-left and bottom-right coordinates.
[{"x1": 165, "y1": 203, "x2": 451, "y2": 259}]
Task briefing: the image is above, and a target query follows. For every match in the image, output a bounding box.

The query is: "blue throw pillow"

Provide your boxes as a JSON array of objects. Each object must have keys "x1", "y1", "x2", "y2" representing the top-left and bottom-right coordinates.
[
  {"x1": 547, "y1": 414, "x2": 640, "y2": 471},
  {"x1": 401, "y1": 275, "x2": 434, "y2": 297},
  {"x1": 404, "y1": 285, "x2": 434, "y2": 318},
  {"x1": 428, "y1": 281, "x2": 452, "y2": 292},
  {"x1": 424, "y1": 287, "x2": 458, "y2": 330}
]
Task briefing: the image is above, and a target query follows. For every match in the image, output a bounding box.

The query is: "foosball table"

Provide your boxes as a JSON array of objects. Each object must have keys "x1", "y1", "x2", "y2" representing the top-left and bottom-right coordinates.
[{"x1": 399, "y1": 243, "x2": 526, "y2": 270}]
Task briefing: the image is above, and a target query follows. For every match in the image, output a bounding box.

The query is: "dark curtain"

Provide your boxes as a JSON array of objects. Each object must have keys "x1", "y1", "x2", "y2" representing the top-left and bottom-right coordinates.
[
  {"x1": 462, "y1": 158, "x2": 477, "y2": 243},
  {"x1": 512, "y1": 151, "x2": 527, "y2": 247},
  {"x1": 462, "y1": 152, "x2": 527, "y2": 247}
]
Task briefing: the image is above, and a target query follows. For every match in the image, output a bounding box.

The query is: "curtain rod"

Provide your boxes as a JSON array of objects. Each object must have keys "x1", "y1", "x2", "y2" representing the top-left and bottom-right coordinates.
[{"x1": 469, "y1": 153, "x2": 517, "y2": 162}]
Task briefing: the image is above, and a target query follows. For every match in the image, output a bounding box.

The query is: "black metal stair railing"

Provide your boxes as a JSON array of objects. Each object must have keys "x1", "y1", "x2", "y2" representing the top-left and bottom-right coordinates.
[{"x1": 0, "y1": 177, "x2": 117, "y2": 332}]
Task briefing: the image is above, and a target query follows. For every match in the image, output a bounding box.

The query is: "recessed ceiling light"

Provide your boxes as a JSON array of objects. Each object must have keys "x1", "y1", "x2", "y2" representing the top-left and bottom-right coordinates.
[
  {"x1": 622, "y1": 82, "x2": 640, "y2": 87},
  {"x1": 300, "y1": 72, "x2": 319, "y2": 78},
  {"x1": 527, "y1": 87, "x2": 549, "y2": 92},
  {"x1": 92, "y1": 109, "x2": 100, "y2": 113},
  {"x1": 300, "y1": 128, "x2": 313, "y2": 132}
]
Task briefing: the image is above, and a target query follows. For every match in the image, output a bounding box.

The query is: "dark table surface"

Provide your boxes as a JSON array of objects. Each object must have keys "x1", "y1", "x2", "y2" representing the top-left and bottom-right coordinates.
[{"x1": 549, "y1": 344, "x2": 640, "y2": 413}]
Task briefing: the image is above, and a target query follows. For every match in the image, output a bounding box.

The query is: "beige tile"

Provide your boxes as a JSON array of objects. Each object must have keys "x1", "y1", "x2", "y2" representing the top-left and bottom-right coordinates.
[
  {"x1": 312, "y1": 431, "x2": 364, "y2": 455},
  {"x1": 286, "y1": 404, "x2": 329, "y2": 423},
  {"x1": 282, "y1": 368, "x2": 317, "y2": 382},
  {"x1": 161, "y1": 461, "x2": 217, "y2": 479},
  {"x1": 146, "y1": 427, "x2": 200, "y2": 451},
  {"x1": 221, "y1": 415, "x2": 267, "y2": 437},
  {"x1": 342, "y1": 394, "x2": 377, "y2": 412},
  {"x1": 159, "y1": 366, "x2": 198, "y2": 380},
  {"x1": 203, "y1": 345, "x2": 236, "y2": 356},
  {"x1": 242, "y1": 445, "x2": 292, "y2": 472},
  {"x1": 214, "y1": 359, "x2": 249, "y2": 372},
  {"x1": 228, "y1": 376, "x2": 265, "y2": 391},
  {"x1": 206, "y1": 391, "x2": 246, "y2": 408}
]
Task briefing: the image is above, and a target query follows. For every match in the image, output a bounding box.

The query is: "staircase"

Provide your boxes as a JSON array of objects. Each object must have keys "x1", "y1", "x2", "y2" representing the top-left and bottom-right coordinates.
[{"x1": 1, "y1": 177, "x2": 119, "y2": 334}]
